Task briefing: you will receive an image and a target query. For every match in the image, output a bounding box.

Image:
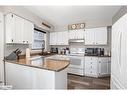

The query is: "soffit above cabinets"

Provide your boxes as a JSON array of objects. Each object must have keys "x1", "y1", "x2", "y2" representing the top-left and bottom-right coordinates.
[{"x1": 24, "y1": 6, "x2": 122, "y2": 31}]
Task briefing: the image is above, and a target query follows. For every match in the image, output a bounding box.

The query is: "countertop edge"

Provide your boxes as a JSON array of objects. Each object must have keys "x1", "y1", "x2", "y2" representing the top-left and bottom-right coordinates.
[{"x1": 4, "y1": 60, "x2": 70, "y2": 72}]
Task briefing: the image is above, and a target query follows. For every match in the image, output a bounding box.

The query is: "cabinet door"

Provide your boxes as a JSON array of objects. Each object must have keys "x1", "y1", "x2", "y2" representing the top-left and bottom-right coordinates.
[
  {"x1": 98, "y1": 58, "x2": 109, "y2": 76},
  {"x1": 94, "y1": 27, "x2": 107, "y2": 45},
  {"x1": 68, "y1": 30, "x2": 75, "y2": 39},
  {"x1": 76, "y1": 29, "x2": 84, "y2": 39},
  {"x1": 50, "y1": 32, "x2": 57, "y2": 45},
  {"x1": 23, "y1": 20, "x2": 34, "y2": 44},
  {"x1": 62, "y1": 31, "x2": 69, "y2": 45},
  {"x1": 5, "y1": 13, "x2": 15, "y2": 43},
  {"x1": 85, "y1": 60, "x2": 91, "y2": 75},
  {"x1": 85, "y1": 29, "x2": 95, "y2": 45},
  {"x1": 15, "y1": 15, "x2": 24, "y2": 43},
  {"x1": 57, "y1": 32, "x2": 63, "y2": 45}
]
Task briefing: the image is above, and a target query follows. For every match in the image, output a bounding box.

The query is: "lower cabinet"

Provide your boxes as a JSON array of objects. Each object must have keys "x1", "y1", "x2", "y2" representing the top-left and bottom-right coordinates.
[{"x1": 85, "y1": 56, "x2": 111, "y2": 77}]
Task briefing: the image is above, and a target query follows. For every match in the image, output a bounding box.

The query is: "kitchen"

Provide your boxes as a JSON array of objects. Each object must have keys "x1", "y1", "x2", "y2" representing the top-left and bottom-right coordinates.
[{"x1": 0, "y1": 6, "x2": 127, "y2": 90}]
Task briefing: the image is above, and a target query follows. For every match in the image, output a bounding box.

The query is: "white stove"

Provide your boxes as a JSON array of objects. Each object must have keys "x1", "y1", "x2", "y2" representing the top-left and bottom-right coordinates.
[{"x1": 67, "y1": 48, "x2": 85, "y2": 76}]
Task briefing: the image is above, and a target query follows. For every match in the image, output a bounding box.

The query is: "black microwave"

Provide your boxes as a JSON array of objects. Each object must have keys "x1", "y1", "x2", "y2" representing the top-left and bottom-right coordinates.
[{"x1": 85, "y1": 48, "x2": 104, "y2": 56}]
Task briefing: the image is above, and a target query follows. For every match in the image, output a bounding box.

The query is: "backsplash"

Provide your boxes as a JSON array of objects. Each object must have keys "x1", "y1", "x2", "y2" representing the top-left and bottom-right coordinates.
[{"x1": 4, "y1": 44, "x2": 29, "y2": 56}]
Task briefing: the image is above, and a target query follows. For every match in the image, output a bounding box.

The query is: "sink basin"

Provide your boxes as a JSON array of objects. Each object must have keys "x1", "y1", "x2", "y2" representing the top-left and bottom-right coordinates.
[
  {"x1": 30, "y1": 56, "x2": 45, "y2": 60},
  {"x1": 29, "y1": 56, "x2": 45, "y2": 66},
  {"x1": 46, "y1": 55, "x2": 70, "y2": 61}
]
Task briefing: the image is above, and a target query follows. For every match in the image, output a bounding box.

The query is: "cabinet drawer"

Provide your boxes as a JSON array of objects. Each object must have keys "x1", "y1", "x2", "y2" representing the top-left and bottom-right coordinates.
[
  {"x1": 68, "y1": 67, "x2": 84, "y2": 76},
  {"x1": 85, "y1": 69, "x2": 98, "y2": 77},
  {"x1": 85, "y1": 57, "x2": 98, "y2": 61}
]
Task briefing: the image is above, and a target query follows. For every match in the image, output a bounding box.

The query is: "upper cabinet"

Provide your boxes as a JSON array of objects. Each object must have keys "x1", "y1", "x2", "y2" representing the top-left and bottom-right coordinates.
[
  {"x1": 5, "y1": 13, "x2": 34, "y2": 44},
  {"x1": 68, "y1": 29, "x2": 84, "y2": 39},
  {"x1": 50, "y1": 32, "x2": 57, "y2": 45},
  {"x1": 50, "y1": 31, "x2": 69, "y2": 45},
  {"x1": 85, "y1": 27, "x2": 107, "y2": 45}
]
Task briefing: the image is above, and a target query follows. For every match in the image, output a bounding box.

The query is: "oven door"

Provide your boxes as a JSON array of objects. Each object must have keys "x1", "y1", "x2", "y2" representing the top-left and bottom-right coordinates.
[{"x1": 68, "y1": 56, "x2": 84, "y2": 69}]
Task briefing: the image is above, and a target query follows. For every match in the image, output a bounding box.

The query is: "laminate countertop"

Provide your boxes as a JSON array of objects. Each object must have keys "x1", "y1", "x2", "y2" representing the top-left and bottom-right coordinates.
[{"x1": 4, "y1": 56, "x2": 70, "y2": 72}]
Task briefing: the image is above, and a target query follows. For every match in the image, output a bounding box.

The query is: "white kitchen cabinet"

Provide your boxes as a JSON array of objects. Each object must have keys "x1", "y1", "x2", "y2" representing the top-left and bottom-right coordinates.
[
  {"x1": 62, "y1": 31, "x2": 69, "y2": 45},
  {"x1": 85, "y1": 27, "x2": 107, "y2": 45},
  {"x1": 98, "y1": 57, "x2": 110, "y2": 76},
  {"x1": 111, "y1": 13, "x2": 127, "y2": 89},
  {"x1": 85, "y1": 56, "x2": 110, "y2": 77},
  {"x1": 5, "y1": 13, "x2": 16, "y2": 43},
  {"x1": 15, "y1": 15, "x2": 24, "y2": 43},
  {"x1": 85, "y1": 29, "x2": 95, "y2": 45},
  {"x1": 57, "y1": 32, "x2": 63, "y2": 45},
  {"x1": 69, "y1": 29, "x2": 84, "y2": 39},
  {"x1": 5, "y1": 62, "x2": 67, "y2": 89},
  {"x1": 5, "y1": 13, "x2": 34, "y2": 44},
  {"x1": 50, "y1": 31, "x2": 68, "y2": 45},
  {"x1": 23, "y1": 20, "x2": 34, "y2": 44},
  {"x1": 50, "y1": 32, "x2": 57, "y2": 45},
  {"x1": 69, "y1": 30, "x2": 75, "y2": 39},
  {"x1": 85, "y1": 57, "x2": 98, "y2": 77},
  {"x1": 95, "y1": 27, "x2": 107, "y2": 45}
]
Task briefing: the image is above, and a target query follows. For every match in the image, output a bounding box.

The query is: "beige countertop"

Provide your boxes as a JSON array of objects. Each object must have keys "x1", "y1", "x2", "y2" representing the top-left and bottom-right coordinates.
[{"x1": 5, "y1": 56, "x2": 70, "y2": 72}]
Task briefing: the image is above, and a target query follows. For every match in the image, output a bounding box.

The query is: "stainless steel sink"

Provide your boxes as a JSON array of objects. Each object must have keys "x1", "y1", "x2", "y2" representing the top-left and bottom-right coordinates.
[{"x1": 29, "y1": 56, "x2": 45, "y2": 66}]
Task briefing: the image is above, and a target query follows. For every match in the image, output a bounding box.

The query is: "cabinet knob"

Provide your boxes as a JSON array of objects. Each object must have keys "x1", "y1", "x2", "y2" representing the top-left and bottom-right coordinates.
[
  {"x1": 11, "y1": 39, "x2": 13, "y2": 42},
  {"x1": 27, "y1": 41, "x2": 28, "y2": 43},
  {"x1": 23, "y1": 41, "x2": 25, "y2": 43}
]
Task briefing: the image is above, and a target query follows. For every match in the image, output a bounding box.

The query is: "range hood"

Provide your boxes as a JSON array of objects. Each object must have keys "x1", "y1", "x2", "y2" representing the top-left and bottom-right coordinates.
[{"x1": 69, "y1": 39, "x2": 85, "y2": 43}]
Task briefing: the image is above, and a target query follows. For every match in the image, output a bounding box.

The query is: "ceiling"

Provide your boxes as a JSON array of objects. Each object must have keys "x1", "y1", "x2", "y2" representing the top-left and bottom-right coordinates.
[{"x1": 24, "y1": 6, "x2": 121, "y2": 31}]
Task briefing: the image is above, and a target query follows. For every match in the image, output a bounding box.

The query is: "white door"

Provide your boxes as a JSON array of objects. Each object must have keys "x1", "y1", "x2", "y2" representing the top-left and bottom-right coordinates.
[
  {"x1": 57, "y1": 32, "x2": 63, "y2": 45},
  {"x1": 68, "y1": 30, "x2": 75, "y2": 39},
  {"x1": 50, "y1": 32, "x2": 57, "y2": 45},
  {"x1": 5, "y1": 13, "x2": 15, "y2": 43},
  {"x1": 85, "y1": 29, "x2": 95, "y2": 45},
  {"x1": 23, "y1": 20, "x2": 34, "y2": 44},
  {"x1": 85, "y1": 60, "x2": 92, "y2": 75},
  {"x1": 98, "y1": 58, "x2": 109, "y2": 75},
  {"x1": 94, "y1": 27, "x2": 107, "y2": 45},
  {"x1": 14, "y1": 15, "x2": 24, "y2": 43},
  {"x1": 62, "y1": 31, "x2": 69, "y2": 45},
  {"x1": 76, "y1": 29, "x2": 84, "y2": 39}
]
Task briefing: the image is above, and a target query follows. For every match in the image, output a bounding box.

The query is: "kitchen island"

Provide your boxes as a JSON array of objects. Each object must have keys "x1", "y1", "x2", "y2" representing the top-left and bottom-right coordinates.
[{"x1": 4, "y1": 55, "x2": 70, "y2": 89}]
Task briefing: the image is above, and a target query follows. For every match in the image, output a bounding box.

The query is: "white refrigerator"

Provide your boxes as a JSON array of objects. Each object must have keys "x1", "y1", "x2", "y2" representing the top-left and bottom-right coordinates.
[{"x1": 0, "y1": 12, "x2": 4, "y2": 83}]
